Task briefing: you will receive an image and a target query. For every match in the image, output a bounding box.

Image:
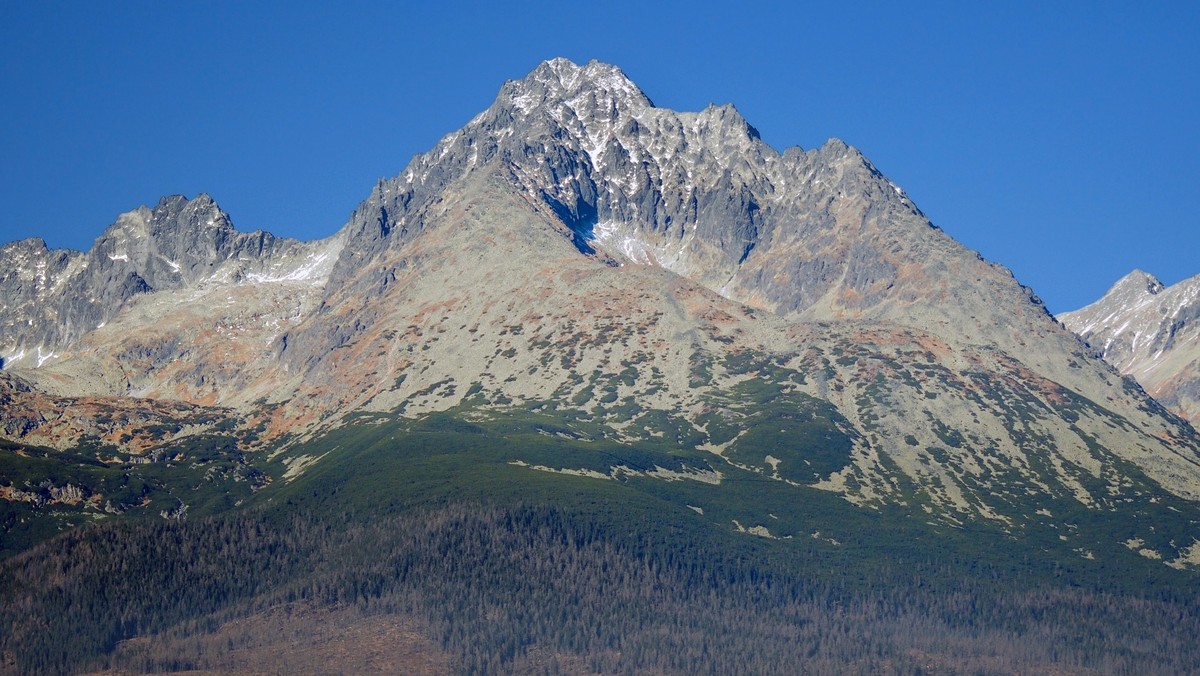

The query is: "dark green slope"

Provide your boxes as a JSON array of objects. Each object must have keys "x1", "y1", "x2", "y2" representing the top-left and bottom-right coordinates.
[
  {"x1": 6, "y1": 403, "x2": 1200, "y2": 674},
  {"x1": 0, "y1": 425, "x2": 265, "y2": 557},
  {"x1": 263, "y1": 403, "x2": 1200, "y2": 590}
]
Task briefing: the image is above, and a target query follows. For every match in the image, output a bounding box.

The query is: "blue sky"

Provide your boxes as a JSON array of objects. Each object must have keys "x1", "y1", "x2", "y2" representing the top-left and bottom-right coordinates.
[{"x1": 1, "y1": 1, "x2": 1196, "y2": 313}]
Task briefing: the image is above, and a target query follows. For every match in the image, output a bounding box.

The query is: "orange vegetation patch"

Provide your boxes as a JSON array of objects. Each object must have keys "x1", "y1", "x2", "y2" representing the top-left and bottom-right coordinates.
[
  {"x1": 85, "y1": 603, "x2": 454, "y2": 676},
  {"x1": 0, "y1": 380, "x2": 243, "y2": 454}
]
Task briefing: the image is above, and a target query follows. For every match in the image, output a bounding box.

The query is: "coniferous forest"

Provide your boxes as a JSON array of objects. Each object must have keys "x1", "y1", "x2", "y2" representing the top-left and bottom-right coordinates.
[
  {"x1": 3, "y1": 411, "x2": 1200, "y2": 675},
  {"x1": 4, "y1": 497, "x2": 1200, "y2": 675}
]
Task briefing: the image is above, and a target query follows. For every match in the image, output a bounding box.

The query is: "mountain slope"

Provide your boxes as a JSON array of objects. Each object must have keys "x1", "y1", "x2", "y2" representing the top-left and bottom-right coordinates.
[
  {"x1": 1060, "y1": 269, "x2": 1200, "y2": 426},
  {"x1": 3, "y1": 58, "x2": 1200, "y2": 564},
  {"x1": 266, "y1": 59, "x2": 1200, "y2": 531},
  {"x1": 5, "y1": 55, "x2": 1200, "y2": 675}
]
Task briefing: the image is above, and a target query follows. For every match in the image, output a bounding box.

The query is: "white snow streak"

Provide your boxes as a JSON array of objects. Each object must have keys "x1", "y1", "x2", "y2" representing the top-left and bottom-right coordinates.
[{"x1": 35, "y1": 346, "x2": 55, "y2": 367}]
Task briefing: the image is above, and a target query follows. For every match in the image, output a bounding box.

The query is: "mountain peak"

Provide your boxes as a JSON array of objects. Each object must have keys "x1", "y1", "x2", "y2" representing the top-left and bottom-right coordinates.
[
  {"x1": 1060, "y1": 267, "x2": 1200, "y2": 425},
  {"x1": 1, "y1": 236, "x2": 50, "y2": 255},
  {"x1": 94, "y1": 194, "x2": 233, "y2": 261},
  {"x1": 1111, "y1": 269, "x2": 1165, "y2": 296},
  {"x1": 502, "y1": 58, "x2": 653, "y2": 116},
  {"x1": 333, "y1": 59, "x2": 1027, "y2": 331},
  {"x1": 0, "y1": 191, "x2": 320, "y2": 360},
  {"x1": 1060, "y1": 269, "x2": 1168, "y2": 331}
]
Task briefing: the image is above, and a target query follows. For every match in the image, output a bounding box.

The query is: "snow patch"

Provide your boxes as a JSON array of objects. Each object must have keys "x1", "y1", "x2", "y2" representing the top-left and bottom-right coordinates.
[
  {"x1": 244, "y1": 236, "x2": 343, "y2": 286},
  {"x1": 591, "y1": 220, "x2": 698, "y2": 274},
  {"x1": 2, "y1": 347, "x2": 27, "y2": 366},
  {"x1": 245, "y1": 251, "x2": 330, "y2": 283},
  {"x1": 437, "y1": 132, "x2": 460, "y2": 159},
  {"x1": 35, "y1": 346, "x2": 55, "y2": 368},
  {"x1": 511, "y1": 88, "x2": 540, "y2": 114}
]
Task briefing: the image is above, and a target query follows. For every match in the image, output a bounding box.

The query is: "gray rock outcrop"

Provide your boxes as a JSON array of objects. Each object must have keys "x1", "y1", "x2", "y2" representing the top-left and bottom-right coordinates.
[{"x1": 0, "y1": 194, "x2": 309, "y2": 365}]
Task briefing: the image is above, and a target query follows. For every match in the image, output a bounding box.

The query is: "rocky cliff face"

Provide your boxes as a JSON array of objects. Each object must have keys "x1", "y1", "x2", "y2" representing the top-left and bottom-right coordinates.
[
  {"x1": 5, "y1": 59, "x2": 1200, "y2": 557},
  {"x1": 329, "y1": 60, "x2": 1024, "y2": 316},
  {"x1": 314, "y1": 59, "x2": 1072, "y2": 388},
  {"x1": 0, "y1": 194, "x2": 339, "y2": 379},
  {"x1": 3, "y1": 196, "x2": 271, "y2": 356},
  {"x1": 1060, "y1": 270, "x2": 1200, "y2": 426}
]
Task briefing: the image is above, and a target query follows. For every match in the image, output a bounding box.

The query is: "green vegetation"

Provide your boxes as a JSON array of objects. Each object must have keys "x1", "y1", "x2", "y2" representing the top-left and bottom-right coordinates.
[
  {"x1": 7, "y1": 497, "x2": 1200, "y2": 675},
  {"x1": 0, "y1": 430, "x2": 266, "y2": 558},
  {"x1": 3, "y1": 396, "x2": 1200, "y2": 673}
]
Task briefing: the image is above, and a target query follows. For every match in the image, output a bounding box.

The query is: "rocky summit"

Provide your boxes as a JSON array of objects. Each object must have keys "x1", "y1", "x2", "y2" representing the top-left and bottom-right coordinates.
[
  {"x1": 5, "y1": 57, "x2": 1200, "y2": 675},
  {"x1": 1061, "y1": 269, "x2": 1200, "y2": 427}
]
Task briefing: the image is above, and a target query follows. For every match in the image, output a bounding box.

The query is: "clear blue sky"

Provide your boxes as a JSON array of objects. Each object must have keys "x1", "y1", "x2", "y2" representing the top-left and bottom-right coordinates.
[{"x1": 1, "y1": 1, "x2": 1196, "y2": 313}]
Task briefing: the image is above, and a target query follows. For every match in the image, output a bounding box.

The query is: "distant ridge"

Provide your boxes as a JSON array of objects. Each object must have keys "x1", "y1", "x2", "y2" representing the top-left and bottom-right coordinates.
[{"x1": 1061, "y1": 269, "x2": 1200, "y2": 426}]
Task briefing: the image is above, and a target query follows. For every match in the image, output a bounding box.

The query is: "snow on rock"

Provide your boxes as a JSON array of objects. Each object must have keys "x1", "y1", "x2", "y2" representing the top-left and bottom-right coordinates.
[
  {"x1": 35, "y1": 346, "x2": 55, "y2": 368},
  {"x1": 243, "y1": 234, "x2": 344, "y2": 286},
  {"x1": 1060, "y1": 270, "x2": 1200, "y2": 425}
]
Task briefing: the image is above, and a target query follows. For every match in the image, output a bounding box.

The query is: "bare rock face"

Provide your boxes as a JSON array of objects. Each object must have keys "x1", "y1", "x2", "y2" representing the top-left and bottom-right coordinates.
[
  {"x1": 321, "y1": 59, "x2": 1069, "y2": 383},
  {"x1": 0, "y1": 194, "x2": 335, "y2": 375},
  {"x1": 1061, "y1": 270, "x2": 1200, "y2": 426},
  {"x1": 4, "y1": 58, "x2": 1200, "y2": 543},
  {"x1": 0, "y1": 194, "x2": 345, "y2": 391},
  {"x1": 0, "y1": 239, "x2": 88, "y2": 366}
]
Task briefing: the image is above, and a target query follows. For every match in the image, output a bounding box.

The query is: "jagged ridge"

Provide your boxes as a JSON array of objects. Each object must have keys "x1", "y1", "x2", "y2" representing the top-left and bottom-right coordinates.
[{"x1": 0, "y1": 195, "x2": 329, "y2": 366}]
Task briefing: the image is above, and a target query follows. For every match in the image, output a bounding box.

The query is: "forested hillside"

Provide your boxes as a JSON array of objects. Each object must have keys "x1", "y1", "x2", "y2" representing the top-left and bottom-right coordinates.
[{"x1": 5, "y1": 416, "x2": 1200, "y2": 674}]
